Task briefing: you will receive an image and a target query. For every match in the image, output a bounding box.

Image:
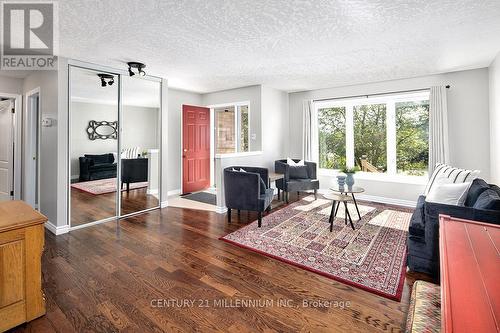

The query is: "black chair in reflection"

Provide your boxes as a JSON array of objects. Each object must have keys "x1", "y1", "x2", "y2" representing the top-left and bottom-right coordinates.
[{"x1": 121, "y1": 158, "x2": 148, "y2": 192}]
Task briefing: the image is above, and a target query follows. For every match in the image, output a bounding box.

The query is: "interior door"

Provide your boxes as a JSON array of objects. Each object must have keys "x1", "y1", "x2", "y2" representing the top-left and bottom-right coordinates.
[
  {"x1": 0, "y1": 100, "x2": 13, "y2": 202},
  {"x1": 182, "y1": 105, "x2": 210, "y2": 194}
]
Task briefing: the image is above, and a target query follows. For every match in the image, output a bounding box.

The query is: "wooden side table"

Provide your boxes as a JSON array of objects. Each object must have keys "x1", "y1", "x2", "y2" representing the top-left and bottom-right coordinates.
[
  {"x1": 268, "y1": 172, "x2": 284, "y2": 200},
  {"x1": 0, "y1": 201, "x2": 47, "y2": 332}
]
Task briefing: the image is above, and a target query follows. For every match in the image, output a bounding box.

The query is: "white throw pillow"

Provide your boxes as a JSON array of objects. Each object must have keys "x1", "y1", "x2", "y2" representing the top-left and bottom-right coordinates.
[
  {"x1": 425, "y1": 182, "x2": 472, "y2": 206},
  {"x1": 287, "y1": 158, "x2": 305, "y2": 166},
  {"x1": 424, "y1": 163, "x2": 480, "y2": 195}
]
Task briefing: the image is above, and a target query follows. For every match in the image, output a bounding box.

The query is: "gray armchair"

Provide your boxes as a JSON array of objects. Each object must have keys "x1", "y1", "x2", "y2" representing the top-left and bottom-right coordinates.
[
  {"x1": 275, "y1": 159, "x2": 319, "y2": 203},
  {"x1": 223, "y1": 166, "x2": 274, "y2": 227}
]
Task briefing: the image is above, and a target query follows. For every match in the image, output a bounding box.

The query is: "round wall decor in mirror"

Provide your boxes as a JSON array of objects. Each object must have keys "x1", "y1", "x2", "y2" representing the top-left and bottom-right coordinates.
[{"x1": 86, "y1": 120, "x2": 118, "y2": 140}]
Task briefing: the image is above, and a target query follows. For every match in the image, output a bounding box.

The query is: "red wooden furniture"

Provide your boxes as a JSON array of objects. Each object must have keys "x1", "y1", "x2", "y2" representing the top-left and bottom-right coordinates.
[{"x1": 439, "y1": 215, "x2": 500, "y2": 333}]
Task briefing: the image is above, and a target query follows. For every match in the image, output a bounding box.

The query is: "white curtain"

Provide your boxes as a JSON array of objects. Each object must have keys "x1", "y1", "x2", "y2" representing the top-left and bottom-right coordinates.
[
  {"x1": 302, "y1": 100, "x2": 318, "y2": 161},
  {"x1": 429, "y1": 86, "x2": 449, "y2": 174}
]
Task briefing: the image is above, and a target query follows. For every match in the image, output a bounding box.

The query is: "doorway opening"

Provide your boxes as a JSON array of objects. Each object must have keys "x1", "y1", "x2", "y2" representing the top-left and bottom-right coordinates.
[{"x1": 0, "y1": 98, "x2": 14, "y2": 202}]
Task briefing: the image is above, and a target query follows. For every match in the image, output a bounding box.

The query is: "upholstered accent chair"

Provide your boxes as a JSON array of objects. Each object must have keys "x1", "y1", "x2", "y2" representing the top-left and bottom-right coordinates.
[
  {"x1": 223, "y1": 166, "x2": 274, "y2": 227},
  {"x1": 274, "y1": 159, "x2": 319, "y2": 203}
]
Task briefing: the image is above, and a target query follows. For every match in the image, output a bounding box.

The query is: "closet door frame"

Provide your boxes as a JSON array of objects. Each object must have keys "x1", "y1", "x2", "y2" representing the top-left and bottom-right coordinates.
[{"x1": 67, "y1": 61, "x2": 162, "y2": 231}]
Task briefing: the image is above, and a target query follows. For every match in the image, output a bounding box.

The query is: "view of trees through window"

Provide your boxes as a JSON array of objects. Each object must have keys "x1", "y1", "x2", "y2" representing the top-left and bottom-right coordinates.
[
  {"x1": 318, "y1": 107, "x2": 346, "y2": 169},
  {"x1": 354, "y1": 104, "x2": 387, "y2": 172},
  {"x1": 396, "y1": 100, "x2": 429, "y2": 175},
  {"x1": 239, "y1": 105, "x2": 249, "y2": 152},
  {"x1": 317, "y1": 94, "x2": 429, "y2": 176}
]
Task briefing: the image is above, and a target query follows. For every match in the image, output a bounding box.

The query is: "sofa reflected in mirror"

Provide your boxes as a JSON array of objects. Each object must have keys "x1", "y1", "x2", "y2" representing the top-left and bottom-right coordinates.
[{"x1": 79, "y1": 153, "x2": 117, "y2": 181}]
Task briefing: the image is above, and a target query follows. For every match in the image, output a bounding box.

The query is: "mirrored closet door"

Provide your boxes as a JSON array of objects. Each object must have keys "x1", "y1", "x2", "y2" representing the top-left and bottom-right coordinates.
[
  {"x1": 69, "y1": 65, "x2": 161, "y2": 228},
  {"x1": 120, "y1": 76, "x2": 161, "y2": 216},
  {"x1": 69, "y1": 66, "x2": 119, "y2": 227}
]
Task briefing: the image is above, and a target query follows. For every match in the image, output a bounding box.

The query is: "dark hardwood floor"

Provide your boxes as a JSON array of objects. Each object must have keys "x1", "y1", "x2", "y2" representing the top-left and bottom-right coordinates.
[
  {"x1": 11, "y1": 196, "x2": 432, "y2": 333},
  {"x1": 71, "y1": 187, "x2": 159, "y2": 227}
]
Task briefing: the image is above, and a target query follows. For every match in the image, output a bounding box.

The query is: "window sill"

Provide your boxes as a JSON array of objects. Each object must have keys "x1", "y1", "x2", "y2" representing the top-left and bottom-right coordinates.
[
  {"x1": 215, "y1": 151, "x2": 263, "y2": 159},
  {"x1": 318, "y1": 169, "x2": 428, "y2": 185}
]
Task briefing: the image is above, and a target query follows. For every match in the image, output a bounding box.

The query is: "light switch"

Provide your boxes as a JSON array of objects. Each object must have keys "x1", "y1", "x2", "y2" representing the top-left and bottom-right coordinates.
[{"x1": 41, "y1": 118, "x2": 54, "y2": 127}]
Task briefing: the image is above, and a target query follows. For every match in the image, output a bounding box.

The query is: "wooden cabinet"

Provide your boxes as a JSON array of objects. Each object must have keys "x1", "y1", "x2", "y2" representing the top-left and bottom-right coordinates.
[{"x1": 0, "y1": 201, "x2": 47, "y2": 332}]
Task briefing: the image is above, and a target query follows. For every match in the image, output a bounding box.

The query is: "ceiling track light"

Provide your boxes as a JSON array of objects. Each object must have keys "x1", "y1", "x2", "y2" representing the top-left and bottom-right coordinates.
[
  {"x1": 127, "y1": 62, "x2": 146, "y2": 77},
  {"x1": 98, "y1": 73, "x2": 115, "y2": 87}
]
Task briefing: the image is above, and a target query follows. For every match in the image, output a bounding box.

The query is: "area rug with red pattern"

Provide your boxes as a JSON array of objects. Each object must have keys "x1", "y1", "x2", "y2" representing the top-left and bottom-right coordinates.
[
  {"x1": 220, "y1": 194, "x2": 413, "y2": 301},
  {"x1": 71, "y1": 178, "x2": 149, "y2": 195}
]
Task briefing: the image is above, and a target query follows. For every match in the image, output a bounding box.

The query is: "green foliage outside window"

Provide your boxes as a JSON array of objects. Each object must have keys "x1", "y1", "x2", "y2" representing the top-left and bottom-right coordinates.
[
  {"x1": 318, "y1": 107, "x2": 346, "y2": 169},
  {"x1": 240, "y1": 107, "x2": 249, "y2": 152},
  {"x1": 318, "y1": 99, "x2": 429, "y2": 176},
  {"x1": 354, "y1": 104, "x2": 387, "y2": 172},
  {"x1": 396, "y1": 101, "x2": 429, "y2": 175}
]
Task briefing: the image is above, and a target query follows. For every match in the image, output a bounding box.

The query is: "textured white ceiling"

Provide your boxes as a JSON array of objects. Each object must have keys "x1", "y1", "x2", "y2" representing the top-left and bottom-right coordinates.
[
  {"x1": 70, "y1": 67, "x2": 160, "y2": 107},
  {"x1": 58, "y1": 0, "x2": 500, "y2": 93}
]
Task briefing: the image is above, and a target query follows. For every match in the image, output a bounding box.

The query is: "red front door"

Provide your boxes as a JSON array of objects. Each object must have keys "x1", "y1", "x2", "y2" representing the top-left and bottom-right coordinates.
[{"x1": 182, "y1": 105, "x2": 210, "y2": 194}]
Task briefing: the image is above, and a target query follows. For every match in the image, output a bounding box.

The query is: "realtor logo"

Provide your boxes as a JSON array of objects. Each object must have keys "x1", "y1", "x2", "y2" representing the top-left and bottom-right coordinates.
[{"x1": 1, "y1": 1, "x2": 58, "y2": 70}]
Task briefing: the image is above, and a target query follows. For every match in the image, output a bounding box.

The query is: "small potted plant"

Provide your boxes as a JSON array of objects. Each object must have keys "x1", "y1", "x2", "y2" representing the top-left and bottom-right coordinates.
[{"x1": 341, "y1": 166, "x2": 360, "y2": 188}]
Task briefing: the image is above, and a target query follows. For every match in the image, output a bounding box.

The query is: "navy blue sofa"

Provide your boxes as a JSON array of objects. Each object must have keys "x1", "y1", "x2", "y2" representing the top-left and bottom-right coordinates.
[
  {"x1": 223, "y1": 166, "x2": 274, "y2": 227},
  {"x1": 274, "y1": 159, "x2": 319, "y2": 203},
  {"x1": 407, "y1": 178, "x2": 500, "y2": 277},
  {"x1": 79, "y1": 153, "x2": 117, "y2": 181}
]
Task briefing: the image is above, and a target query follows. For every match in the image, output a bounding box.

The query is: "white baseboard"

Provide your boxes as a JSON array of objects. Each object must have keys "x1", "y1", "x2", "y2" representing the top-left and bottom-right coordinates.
[
  {"x1": 167, "y1": 189, "x2": 181, "y2": 196},
  {"x1": 161, "y1": 200, "x2": 168, "y2": 208},
  {"x1": 44, "y1": 221, "x2": 70, "y2": 235},
  {"x1": 355, "y1": 194, "x2": 416, "y2": 208},
  {"x1": 147, "y1": 189, "x2": 159, "y2": 195},
  {"x1": 215, "y1": 205, "x2": 227, "y2": 214},
  {"x1": 317, "y1": 189, "x2": 416, "y2": 208}
]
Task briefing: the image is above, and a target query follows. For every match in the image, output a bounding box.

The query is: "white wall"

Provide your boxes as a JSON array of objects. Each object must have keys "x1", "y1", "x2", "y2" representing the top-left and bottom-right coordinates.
[
  {"x1": 0, "y1": 76, "x2": 23, "y2": 94},
  {"x1": 167, "y1": 88, "x2": 202, "y2": 192},
  {"x1": 23, "y1": 70, "x2": 59, "y2": 225},
  {"x1": 288, "y1": 68, "x2": 491, "y2": 203},
  {"x1": 261, "y1": 86, "x2": 289, "y2": 170},
  {"x1": 490, "y1": 53, "x2": 500, "y2": 184}
]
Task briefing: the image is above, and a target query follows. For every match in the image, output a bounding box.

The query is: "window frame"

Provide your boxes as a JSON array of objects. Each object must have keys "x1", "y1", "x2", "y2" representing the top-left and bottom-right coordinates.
[
  {"x1": 210, "y1": 101, "x2": 251, "y2": 155},
  {"x1": 315, "y1": 91, "x2": 430, "y2": 181}
]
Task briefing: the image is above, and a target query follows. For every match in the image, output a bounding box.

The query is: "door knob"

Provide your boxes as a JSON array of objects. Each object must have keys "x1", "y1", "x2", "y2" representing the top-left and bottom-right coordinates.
[{"x1": 183, "y1": 148, "x2": 187, "y2": 152}]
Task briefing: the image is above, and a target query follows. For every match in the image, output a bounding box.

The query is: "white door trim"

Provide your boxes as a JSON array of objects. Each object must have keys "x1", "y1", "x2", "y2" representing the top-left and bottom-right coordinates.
[{"x1": 24, "y1": 87, "x2": 41, "y2": 208}]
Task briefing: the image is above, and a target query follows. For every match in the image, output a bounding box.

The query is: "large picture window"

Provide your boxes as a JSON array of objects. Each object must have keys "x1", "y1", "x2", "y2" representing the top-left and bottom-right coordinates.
[{"x1": 316, "y1": 92, "x2": 429, "y2": 177}]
